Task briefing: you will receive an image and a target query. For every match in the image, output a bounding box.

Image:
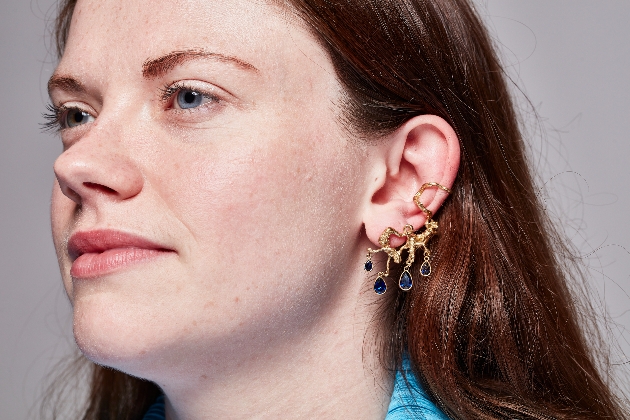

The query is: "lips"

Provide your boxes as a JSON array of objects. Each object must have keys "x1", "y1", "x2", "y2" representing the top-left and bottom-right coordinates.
[{"x1": 68, "y1": 229, "x2": 175, "y2": 279}]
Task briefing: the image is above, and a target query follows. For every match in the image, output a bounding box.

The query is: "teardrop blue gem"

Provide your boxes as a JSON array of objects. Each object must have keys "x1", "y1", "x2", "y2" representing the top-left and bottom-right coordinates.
[
  {"x1": 364, "y1": 260, "x2": 373, "y2": 272},
  {"x1": 399, "y1": 270, "x2": 413, "y2": 291},
  {"x1": 374, "y1": 277, "x2": 387, "y2": 294},
  {"x1": 420, "y1": 261, "x2": 431, "y2": 276}
]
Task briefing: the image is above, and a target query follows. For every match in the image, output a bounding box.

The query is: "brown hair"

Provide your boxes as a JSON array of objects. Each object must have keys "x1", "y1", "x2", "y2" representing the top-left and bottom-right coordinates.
[{"x1": 50, "y1": 0, "x2": 626, "y2": 418}]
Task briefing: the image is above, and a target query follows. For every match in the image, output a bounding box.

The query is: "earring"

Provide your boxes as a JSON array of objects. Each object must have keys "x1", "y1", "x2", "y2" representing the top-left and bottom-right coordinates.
[{"x1": 364, "y1": 182, "x2": 452, "y2": 294}]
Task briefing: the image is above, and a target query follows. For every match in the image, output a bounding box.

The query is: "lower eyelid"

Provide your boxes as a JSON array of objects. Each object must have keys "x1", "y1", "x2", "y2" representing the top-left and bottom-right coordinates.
[
  {"x1": 171, "y1": 102, "x2": 221, "y2": 114},
  {"x1": 166, "y1": 101, "x2": 226, "y2": 125}
]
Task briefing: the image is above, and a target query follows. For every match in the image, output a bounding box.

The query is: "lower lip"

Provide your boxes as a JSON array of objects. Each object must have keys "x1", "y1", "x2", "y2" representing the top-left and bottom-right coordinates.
[{"x1": 70, "y1": 248, "x2": 172, "y2": 279}]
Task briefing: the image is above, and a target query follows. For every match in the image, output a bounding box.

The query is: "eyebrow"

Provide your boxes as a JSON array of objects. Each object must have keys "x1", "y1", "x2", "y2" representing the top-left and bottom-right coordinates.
[
  {"x1": 142, "y1": 49, "x2": 259, "y2": 79},
  {"x1": 47, "y1": 75, "x2": 87, "y2": 97},
  {"x1": 47, "y1": 49, "x2": 258, "y2": 98}
]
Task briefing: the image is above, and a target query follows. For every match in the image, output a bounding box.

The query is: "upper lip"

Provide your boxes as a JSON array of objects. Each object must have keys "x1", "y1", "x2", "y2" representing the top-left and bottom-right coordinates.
[{"x1": 67, "y1": 229, "x2": 172, "y2": 261}]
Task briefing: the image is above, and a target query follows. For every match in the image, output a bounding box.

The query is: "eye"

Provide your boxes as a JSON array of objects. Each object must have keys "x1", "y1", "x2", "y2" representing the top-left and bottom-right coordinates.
[
  {"x1": 65, "y1": 108, "x2": 95, "y2": 128},
  {"x1": 161, "y1": 82, "x2": 222, "y2": 112},
  {"x1": 41, "y1": 104, "x2": 96, "y2": 133},
  {"x1": 176, "y1": 90, "x2": 205, "y2": 109}
]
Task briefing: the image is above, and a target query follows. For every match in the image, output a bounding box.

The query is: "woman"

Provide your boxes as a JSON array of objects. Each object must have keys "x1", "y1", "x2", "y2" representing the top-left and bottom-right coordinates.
[{"x1": 46, "y1": 0, "x2": 626, "y2": 418}]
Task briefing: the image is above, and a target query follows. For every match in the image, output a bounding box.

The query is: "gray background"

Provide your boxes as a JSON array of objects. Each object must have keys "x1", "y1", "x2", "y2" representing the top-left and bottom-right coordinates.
[{"x1": 1, "y1": 0, "x2": 629, "y2": 417}]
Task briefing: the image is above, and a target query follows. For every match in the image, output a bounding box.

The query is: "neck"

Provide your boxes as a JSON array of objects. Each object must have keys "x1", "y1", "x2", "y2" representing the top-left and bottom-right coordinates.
[{"x1": 154, "y1": 272, "x2": 393, "y2": 419}]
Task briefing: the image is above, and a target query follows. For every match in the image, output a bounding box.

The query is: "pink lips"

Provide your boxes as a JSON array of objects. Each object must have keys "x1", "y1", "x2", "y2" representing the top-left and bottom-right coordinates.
[{"x1": 68, "y1": 230, "x2": 174, "y2": 279}]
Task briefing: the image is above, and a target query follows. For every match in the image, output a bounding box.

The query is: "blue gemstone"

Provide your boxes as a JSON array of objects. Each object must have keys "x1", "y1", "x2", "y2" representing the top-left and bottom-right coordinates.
[
  {"x1": 399, "y1": 271, "x2": 413, "y2": 291},
  {"x1": 420, "y1": 261, "x2": 431, "y2": 276},
  {"x1": 374, "y1": 277, "x2": 387, "y2": 294},
  {"x1": 364, "y1": 260, "x2": 373, "y2": 272}
]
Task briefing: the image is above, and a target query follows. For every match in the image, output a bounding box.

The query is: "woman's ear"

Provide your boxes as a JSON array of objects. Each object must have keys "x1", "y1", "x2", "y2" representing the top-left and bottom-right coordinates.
[{"x1": 362, "y1": 115, "x2": 460, "y2": 246}]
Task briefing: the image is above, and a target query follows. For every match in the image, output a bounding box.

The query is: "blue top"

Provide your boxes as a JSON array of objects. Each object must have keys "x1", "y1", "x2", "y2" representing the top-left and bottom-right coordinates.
[
  {"x1": 142, "y1": 359, "x2": 449, "y2": 420},
  {"x1": 385, "y1": 358, "x2": 450, "y2": 419}
]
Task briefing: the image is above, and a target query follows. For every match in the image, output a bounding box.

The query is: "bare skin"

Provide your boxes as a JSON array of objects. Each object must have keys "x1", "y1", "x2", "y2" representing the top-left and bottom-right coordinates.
[{"x1": 49, "y1": 0, "x2": 459, "y2": 418}]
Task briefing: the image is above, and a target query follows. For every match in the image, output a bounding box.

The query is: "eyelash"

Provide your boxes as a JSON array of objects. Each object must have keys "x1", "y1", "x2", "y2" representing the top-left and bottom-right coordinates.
[{"x1": 41, "y1": 103, "x2": 69, "y2": 133}]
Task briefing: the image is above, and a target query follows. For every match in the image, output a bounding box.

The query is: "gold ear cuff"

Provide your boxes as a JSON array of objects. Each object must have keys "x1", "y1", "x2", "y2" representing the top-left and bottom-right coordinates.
[{"x1": 364, "y1": 182, "x2": 452, "y2": 294}]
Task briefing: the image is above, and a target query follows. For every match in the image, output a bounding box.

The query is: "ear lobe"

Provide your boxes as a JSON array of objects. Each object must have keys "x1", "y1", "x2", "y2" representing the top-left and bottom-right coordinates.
[{"x1": 363, "y1": 115, "x2": 460, "y2": 247}]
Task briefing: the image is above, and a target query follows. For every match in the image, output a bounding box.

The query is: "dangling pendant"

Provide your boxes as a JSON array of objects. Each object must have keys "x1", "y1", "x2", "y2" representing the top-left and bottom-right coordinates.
[
  {"x1": 420, "y1": 260, "x2": 431, "y2": 276},
  {"x1": 399, "y1": 270, "x2": 413, "y2": 291},
  {"x1": 364, "y1": 258, "x2": 373, "y2": 272},
  {"x1": 373, "y1": 277, "x2": 387, "y2": 294}
]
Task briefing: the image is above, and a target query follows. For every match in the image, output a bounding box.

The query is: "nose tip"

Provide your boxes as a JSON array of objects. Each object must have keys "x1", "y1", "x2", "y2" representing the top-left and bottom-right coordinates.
[{"x1": 53, "y1": 144, "x2": 144, "y2": 206}]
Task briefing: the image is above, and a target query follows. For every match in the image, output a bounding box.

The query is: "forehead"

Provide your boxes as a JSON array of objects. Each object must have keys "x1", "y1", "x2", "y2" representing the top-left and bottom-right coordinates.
[{"x1": 59, "y1": 0, "x2": 330, "y2": 85}]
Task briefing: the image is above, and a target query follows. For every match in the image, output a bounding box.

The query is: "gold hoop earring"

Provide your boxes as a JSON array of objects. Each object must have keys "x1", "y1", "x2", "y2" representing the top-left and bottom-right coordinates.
[{"x1": 364, "y1": 182, "x2": 452, "y2": 294}]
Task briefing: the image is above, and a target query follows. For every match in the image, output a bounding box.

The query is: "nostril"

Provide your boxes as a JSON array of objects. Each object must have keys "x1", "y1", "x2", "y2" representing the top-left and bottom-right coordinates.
[{"x1": 83, "y1": 182, "x2": 117, "y2": 195}]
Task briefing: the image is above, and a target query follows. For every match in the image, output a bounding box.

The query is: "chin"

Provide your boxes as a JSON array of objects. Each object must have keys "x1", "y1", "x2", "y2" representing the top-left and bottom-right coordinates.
[
  {"x1": 71, "y1": 291, "x2": 164, "y2": 374},
  {"x1": 67, "y1": 260, "x2": 188, "y2": 369}
]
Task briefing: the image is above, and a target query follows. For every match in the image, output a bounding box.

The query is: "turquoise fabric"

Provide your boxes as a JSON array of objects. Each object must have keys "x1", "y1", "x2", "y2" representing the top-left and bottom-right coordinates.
[
  {"x1": 142, "y1": 360, "x2": 449, "y2": 420},
  {"x1": 384, "y1": 358, "x2": 450, "y2": 419}
]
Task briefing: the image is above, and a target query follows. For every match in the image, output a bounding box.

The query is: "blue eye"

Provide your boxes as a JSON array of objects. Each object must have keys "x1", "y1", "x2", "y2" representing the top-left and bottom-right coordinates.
[
  {"x1": 176, "y1": 90, "x2": 204, "y2": 109},
  {"x1": 65, "y1": 109, "x2": 95, "y2": 128},
  {"x1": 161, "y1": 83, "x2": 221, "y2": 113}
]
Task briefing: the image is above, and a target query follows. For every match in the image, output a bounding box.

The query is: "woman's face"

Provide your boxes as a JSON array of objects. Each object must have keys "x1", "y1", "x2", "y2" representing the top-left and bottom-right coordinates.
[{"x1": 50, "y1": 0, "x2": 369, "y2": 375}]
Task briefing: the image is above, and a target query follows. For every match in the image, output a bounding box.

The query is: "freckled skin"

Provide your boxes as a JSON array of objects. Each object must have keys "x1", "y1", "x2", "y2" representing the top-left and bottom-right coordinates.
[{"x1": 49, "y1": 0, "x2": 393, "y2": 418}]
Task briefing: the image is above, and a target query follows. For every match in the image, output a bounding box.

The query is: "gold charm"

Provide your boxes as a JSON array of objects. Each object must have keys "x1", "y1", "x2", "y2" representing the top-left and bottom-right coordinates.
[{"x1": 364, "y1": 182, "x2": 451, "y2": 294}]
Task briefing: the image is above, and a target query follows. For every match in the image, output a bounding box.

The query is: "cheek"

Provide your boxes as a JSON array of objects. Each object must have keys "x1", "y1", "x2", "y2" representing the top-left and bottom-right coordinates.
[
  {"x1": 50, "y1": 180, "x2": 67, "y2": 239},
  {"x1": 152, "y1": 126, "x2": 362, "y2": 321},
  {"x1": 51, "y1": 181, "x2": 75, "y2": 297},
  {"x1": 176, "y1": 138, "x2": 351, "y2": 255}
]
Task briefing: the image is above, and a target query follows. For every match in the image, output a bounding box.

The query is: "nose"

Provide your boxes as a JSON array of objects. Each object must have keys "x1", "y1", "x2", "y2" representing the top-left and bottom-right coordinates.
[{"x1": 53, "y1": 131, "x2": 144, "y2": 206}]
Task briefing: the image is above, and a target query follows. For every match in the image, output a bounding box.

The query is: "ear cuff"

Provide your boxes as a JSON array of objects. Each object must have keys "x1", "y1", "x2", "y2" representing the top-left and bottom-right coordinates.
[{"x1": 364, "y1": 182, "x2": 451, "y2": 294}]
